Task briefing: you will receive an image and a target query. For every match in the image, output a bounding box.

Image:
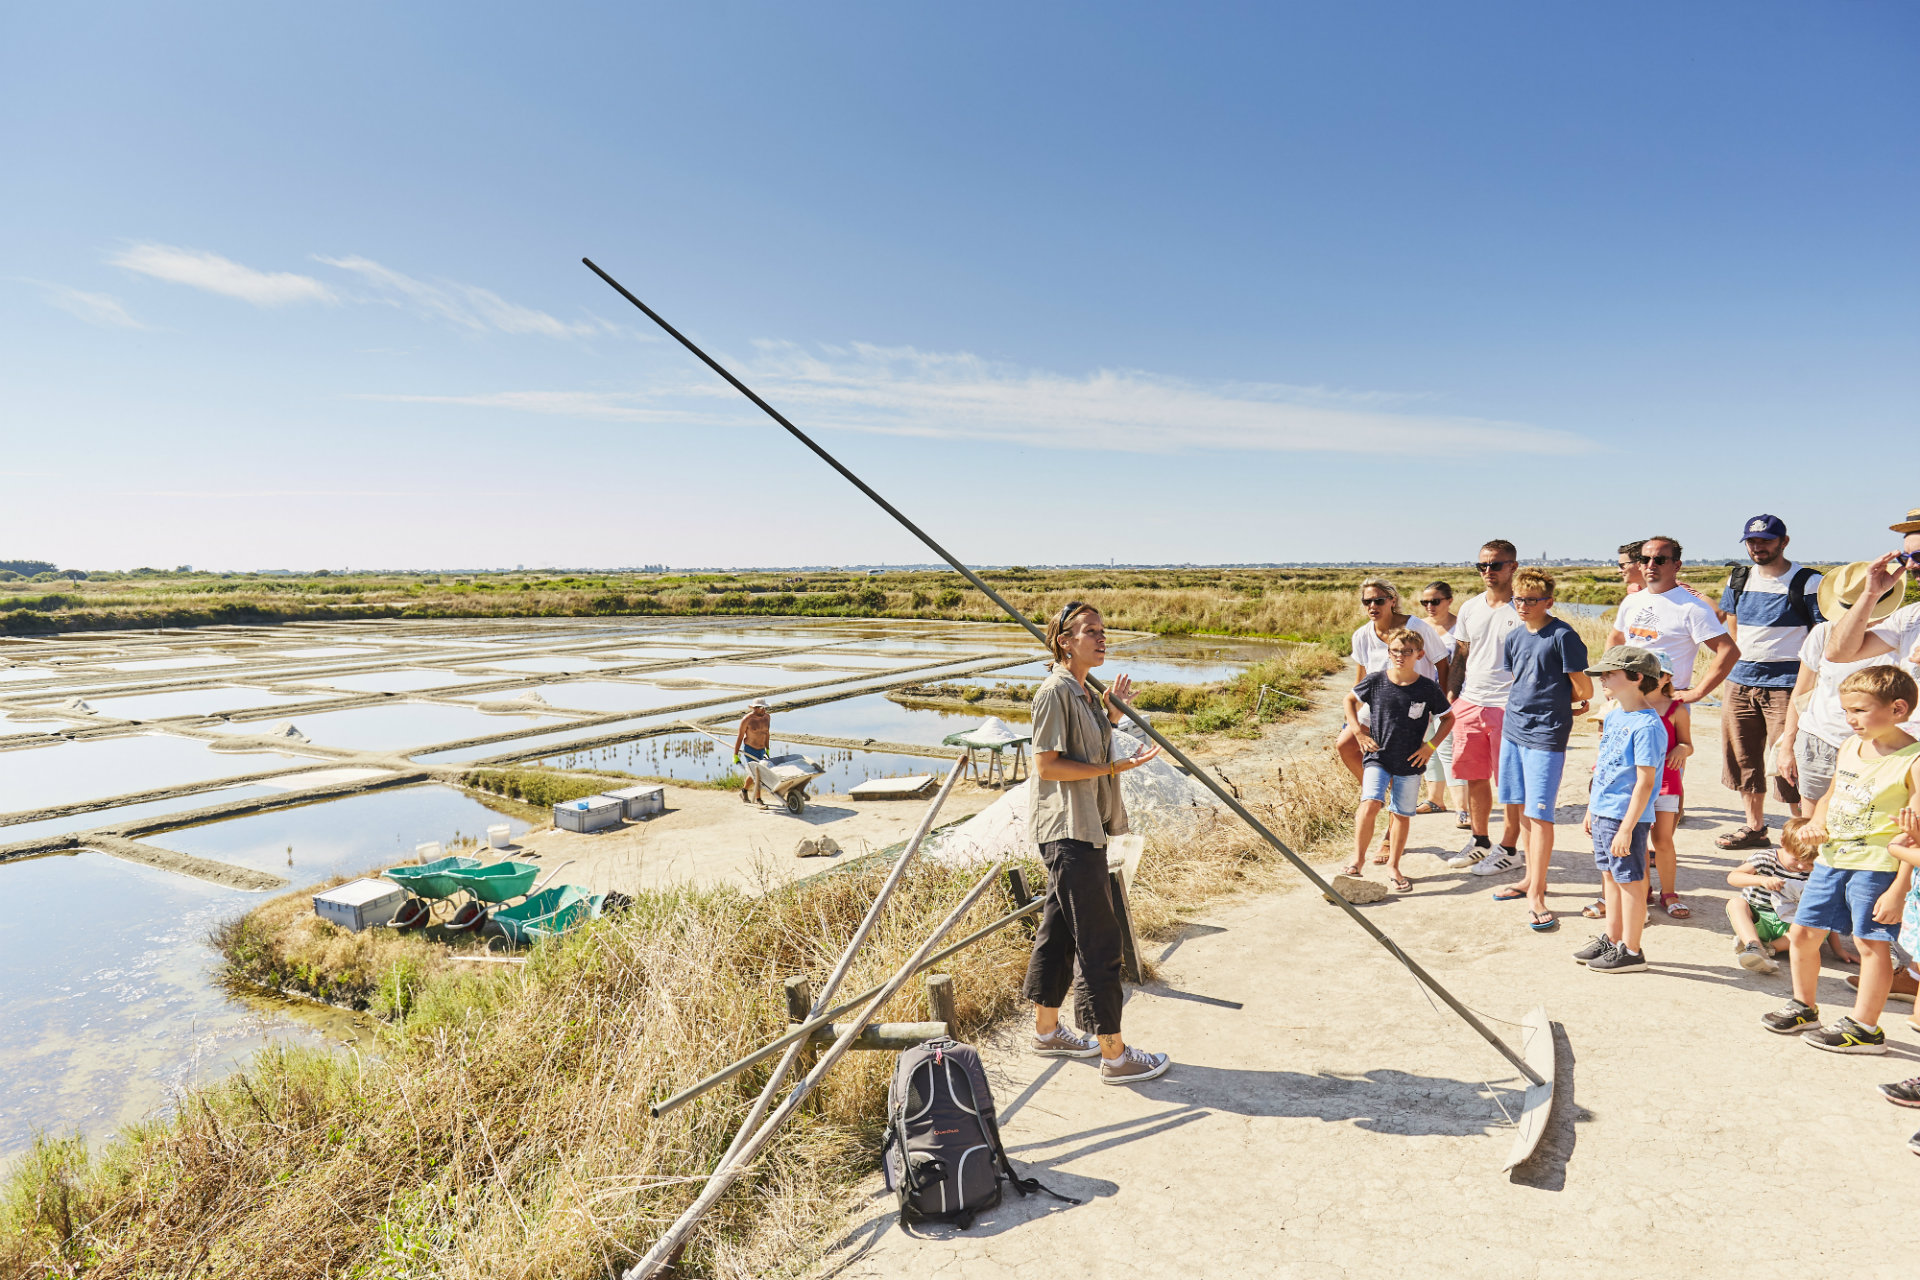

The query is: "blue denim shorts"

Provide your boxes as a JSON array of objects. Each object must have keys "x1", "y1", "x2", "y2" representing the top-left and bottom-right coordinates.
[
  {"x1": 1795, "y1": 862, "x2": 1899, "y2": 943},
  {"x1": 1361, "y1": 765, "x2": 1421, "y2": 817},
  {"x1": 1496, "y1": 740, "x2": 1566, "y2": 821},
  {"x1": 1590, "y1": 814, "x2": 1649, "y2": 883}
]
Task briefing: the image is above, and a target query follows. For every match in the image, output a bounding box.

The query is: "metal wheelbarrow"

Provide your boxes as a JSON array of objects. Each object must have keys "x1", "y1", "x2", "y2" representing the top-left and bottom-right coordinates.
[{"x1": 746, "y1": 753, "x2": 825, "y2": 815}]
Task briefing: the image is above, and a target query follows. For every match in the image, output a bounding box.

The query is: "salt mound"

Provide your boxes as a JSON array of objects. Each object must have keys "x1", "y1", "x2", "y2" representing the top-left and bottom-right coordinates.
[
  {"x1": 945, "y1": 716, "x2": 1027, "y2": 747},
  {"x1": 516, "y1": 691, "x2": 550, "y2": 705},
  {"x1": 927, "y1": 728, "x2": 1221, "y2": 866}
]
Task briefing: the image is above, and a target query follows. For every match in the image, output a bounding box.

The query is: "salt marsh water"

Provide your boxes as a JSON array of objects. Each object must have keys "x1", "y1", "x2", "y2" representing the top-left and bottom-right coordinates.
[
  {"x1": 541, "y1": 733, "x2": 950, "y2": 795},
  {"x1": 0, "y1": 735, "x2": 319, "y2": 813}
]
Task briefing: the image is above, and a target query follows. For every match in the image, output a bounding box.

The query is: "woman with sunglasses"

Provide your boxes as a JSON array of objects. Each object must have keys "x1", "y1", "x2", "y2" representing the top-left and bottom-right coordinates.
[
  {"x1": 1021, "y1": 601, "x2": 1172, "y2": 1085},
  {"x1": 1338, "y1": 578, "x2": 1453, "y2": 786},
  {"x1": 1415, "y1": 581, "x2": 1467, "y2": 823}
]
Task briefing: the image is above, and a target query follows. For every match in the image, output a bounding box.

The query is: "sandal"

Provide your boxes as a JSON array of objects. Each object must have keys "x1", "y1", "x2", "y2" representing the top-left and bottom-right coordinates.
[
  {"x1": 1390, "y1": 875, "x2": 1413, "y2": 893},
  {"x1": 1528, "y1": 911, "x2": 1559, "y2": 932},
  {"x1": 1660, "y1": 893, "x2": 1692, "y2": 919},
  {"x1": 1340, "y1": 861, "x2": 1364, "y2": 877},
  {"x1": 1714, "y1": 826, "x2": 1771, "y2": 850},
  {"x1": 1455, "y1": 811, "x2": 1471, "y2": 829},
  {"x1": 1415, "y1": 800, "x2": 1445, "y2": 815},
  {"x1": 1581, "y1": 900, "x2": 1606, "y2": 920},
  {"x1": 1492, "y1": 887, "x2": 1528, "y2": 902}
]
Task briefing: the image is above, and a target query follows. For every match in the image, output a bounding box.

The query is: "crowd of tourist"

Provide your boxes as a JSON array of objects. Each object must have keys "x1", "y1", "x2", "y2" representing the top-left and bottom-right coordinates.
[
  {"x1": 1333, "y1": 513, "x2": 1920, "y2": 1156},
  {"x1": 1008, "y1": 512, "x2": 1920, "y2": 1158}
]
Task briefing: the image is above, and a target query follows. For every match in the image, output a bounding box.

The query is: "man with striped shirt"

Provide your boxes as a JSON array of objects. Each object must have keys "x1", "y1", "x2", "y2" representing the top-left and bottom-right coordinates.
[{"x1": 1716, "y1": 514, "x2": 1823, "y2": 849}]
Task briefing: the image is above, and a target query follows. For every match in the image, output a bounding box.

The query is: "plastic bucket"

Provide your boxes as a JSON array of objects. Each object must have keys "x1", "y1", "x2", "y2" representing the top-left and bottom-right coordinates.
[{"x1": 487, "y1": 824, "x2": 511, "y2": 849}]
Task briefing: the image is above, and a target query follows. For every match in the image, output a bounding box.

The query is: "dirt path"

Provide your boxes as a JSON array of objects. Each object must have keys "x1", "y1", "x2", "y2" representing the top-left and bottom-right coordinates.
[{"x1": 815, "y1": 701, "x2": 1917, "y2": 1278}]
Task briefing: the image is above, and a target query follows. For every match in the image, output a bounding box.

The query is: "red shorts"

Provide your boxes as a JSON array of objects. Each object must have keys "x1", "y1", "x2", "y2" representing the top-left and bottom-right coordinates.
[{"x1": 1449, "y1": 701, "x2": 1503, "y2": 781}]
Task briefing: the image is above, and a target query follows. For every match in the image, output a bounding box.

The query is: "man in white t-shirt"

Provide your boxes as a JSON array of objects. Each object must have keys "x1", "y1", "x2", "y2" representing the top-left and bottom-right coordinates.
[
  {"x1": 1443, "y1": 539, "x2": 1526, "y2": 871},
  {"x1": 1607, "y1": 535, "x2": 1738, "y2": 699}
]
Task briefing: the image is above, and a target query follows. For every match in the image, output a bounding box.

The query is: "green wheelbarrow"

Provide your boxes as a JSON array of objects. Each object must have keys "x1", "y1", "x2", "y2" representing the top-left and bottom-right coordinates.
[
  {"x1": 491, "y1": 883, "x2": 606, "y2": 946},
  {"x1": 443, "y1": 859, "x2": 575, "y2": 932},
  {"x1": 381, "y1": 855, "x2": 483, "y2": 929}
]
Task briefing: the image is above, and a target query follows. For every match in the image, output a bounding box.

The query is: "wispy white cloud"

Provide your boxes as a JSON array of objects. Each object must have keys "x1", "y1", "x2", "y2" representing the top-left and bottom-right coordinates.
[
  {"x1": 316, "y1": 255, "x2": 618, "y2": 339},
  {"x1": 108, "y1": 243, "x2": 336, "y2": 306},
  {"x1": 102, "y1": 488, "x2": 424, "y2": 498},
  {"x1": 367, "y1": 342, "x2": 1586, "y2": 457},
  {"x1": 22, "y1": 280, "x2": 146, "y2": 329}
]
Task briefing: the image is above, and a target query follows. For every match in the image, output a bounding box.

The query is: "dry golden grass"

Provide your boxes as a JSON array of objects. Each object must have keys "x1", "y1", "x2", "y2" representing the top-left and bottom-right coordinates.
[{"x1": 1, "y1": 748, "x2": 1358, "y2": 1280}]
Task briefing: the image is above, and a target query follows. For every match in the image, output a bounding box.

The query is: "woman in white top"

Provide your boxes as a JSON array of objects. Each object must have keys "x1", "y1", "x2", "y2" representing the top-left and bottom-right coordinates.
[{"x1": 1337, "y1": 577, "x2": 1454, "y2": 782}]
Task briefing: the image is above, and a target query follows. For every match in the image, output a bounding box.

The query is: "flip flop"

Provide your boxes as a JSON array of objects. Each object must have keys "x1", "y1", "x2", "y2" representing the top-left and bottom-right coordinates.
[
  {"x1": 1415, "y1": 801, "x2": 1445, "y2": 815},
  {"x1": 1340, "y1": 862, "x2": 1364, "y2": 877},
  {"x1": 1528, "y1": 911, "x2": 1559, "y2": 932},
  {"x1": 1455, "y1": 811, "x2": 1471, "y2": 829},
  {"x1": 1715, "y1": 826, "x2": 1770, "y2": 850},
  {"x1": 1390, "y1": 875, "x2": 1413, "y2": 893},
  {"x1": 1581, "y1": 900, "x2": 1606, "y2": 919},
  {"x1": 1492, "y1": 887, "x2": 1528, "y2": 902},
  {"x1": 1371, "y1": 851, "x2": 1391, "y2": 865},
  {"x1": 1660, "y1": 893, "x2": 1692, "y2": 919}
]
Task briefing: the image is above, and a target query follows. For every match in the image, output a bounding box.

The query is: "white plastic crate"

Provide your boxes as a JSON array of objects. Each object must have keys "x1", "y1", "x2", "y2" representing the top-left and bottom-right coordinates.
[
  {"x1": 313, "y1": 878, "x2": 406, "y2": 932},
  {"x1": 554, "y1": 794, "x2": 623, "y2": 833},
  {"x1": 605, "y1": 784, "x2": 665, "y2": 819}
]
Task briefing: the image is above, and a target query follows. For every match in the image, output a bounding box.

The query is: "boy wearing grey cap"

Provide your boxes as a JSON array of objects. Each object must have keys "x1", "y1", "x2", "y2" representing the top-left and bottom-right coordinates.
[{"x1": 1576, "y1": 646, "x2": 1669, "y2": 974}]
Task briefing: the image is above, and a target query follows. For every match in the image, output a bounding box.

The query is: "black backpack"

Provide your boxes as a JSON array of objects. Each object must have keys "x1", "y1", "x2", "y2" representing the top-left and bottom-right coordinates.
[
  {"x1": 881, "y1": 1036, "x2": 1076, "y2": 1229},
  {"x1": 1723, "y1": 564, "x2": 1818, "y2": 629}
]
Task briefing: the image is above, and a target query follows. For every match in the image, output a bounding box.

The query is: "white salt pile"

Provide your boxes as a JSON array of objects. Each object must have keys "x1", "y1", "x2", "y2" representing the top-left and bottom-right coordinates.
[{"x1": 927, "y1": 728, "x2": 1221, "y2": 866}]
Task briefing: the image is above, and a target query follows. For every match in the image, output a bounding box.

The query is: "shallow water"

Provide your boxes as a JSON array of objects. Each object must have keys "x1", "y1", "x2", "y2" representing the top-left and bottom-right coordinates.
[
  {"x1": 286, "y1": 668, "x2": 501, "y2": 694},
  {"x1": 449, "y1": 680, "x2": 756, "y2": 716},
  {"x1": 81, "y1": 687, "x2": 325, "y2": 722},
  {"x1": 0, "y1": 735, "x2": 322, "y2": 815},
  {"x1": 774, "y1": 693, "x2": 1026, "y2": 747},
  {"x1": 0, "y1": 784, "x2": 281, "y2": 847},
  {"x1": 101, "y1": 655, "x2": 239, "y2": 672},
  {"x1": 539, "y1": 733, "x2": 951, "y2": 795},
  {"x1": 146, "y1": 783, "x2": 529, "y2": 885},
  {"x1": 205, "y1": 702, "x2": 567, "y2": 753},
  {"x1": 0, "y1": 849, "x2": 340, "y2": 1159}
]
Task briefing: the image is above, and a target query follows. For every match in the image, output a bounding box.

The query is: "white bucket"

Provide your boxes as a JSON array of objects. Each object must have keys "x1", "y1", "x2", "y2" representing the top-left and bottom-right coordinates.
[
  {"x1": 487, "y1": 824, "x2": 511, "y2": 849},
  {"x1": 415, "y1": 841, "x2": 443, "y2": 861}
]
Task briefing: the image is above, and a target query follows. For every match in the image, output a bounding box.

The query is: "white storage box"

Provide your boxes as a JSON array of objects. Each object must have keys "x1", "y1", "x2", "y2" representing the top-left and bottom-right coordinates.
[
  {"x1": 313, "y1": 878, "x2": 407, "y2": 932},
  {"x1": 415, "y1": 841, "x2": 442, "y2": 860},
  {"x1": 487, "y1": 824, "x2": 512, "y2": 849},
  {"x1": 605, "y1": 784, "x2": 665, "y2": 819},
  {"x1": 554, "y1": 794, "x2": 624, "y2": 833}
]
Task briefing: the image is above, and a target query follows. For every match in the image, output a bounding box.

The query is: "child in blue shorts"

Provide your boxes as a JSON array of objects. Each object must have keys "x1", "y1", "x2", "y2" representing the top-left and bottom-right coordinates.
[
  {"x1": 1575, "y1": 646, "x2": 1666, "y2": 973},
  {"x1": 1476, "y1": 567, "x2": 1592, "y2": 934},
  {"x1": 1343, "y1": 629, "x2": 1453, "y2": 893},
  {"x1": 1763, "y1": 665, "x2": 1920, "y2": 1053}
]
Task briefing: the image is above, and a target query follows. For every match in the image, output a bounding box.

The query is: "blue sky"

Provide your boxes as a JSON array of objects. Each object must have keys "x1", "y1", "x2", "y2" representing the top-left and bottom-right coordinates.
[{"x1": 3, "y1": 2, "x2": 1914, "y2": 571}]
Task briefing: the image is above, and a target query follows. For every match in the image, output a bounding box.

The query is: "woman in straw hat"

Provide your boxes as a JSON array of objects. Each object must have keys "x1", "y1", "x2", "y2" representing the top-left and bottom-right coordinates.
[{"x1": 1777, "y1": 561, "x2": 1906, "y2": 808}]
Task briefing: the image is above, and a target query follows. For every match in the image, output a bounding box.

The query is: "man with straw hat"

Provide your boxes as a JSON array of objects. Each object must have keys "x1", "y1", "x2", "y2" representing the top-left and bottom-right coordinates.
[
  {"x1": 1822, "y1": 510, "x2": 1920, "y2": 679},
  {"x1": 1779, "y1": 562, "x2": 1904, "y2": 809}
]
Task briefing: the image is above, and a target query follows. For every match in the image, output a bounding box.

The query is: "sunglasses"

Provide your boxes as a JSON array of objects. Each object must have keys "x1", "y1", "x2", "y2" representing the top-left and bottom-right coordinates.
[
  {"x1": 1474, "y1": 560, "x2": 1513, "y2": 572},
  {"x1": 1418, "y1": 598, "x2": 1449, "y2": 608},
  {"x1": 1360, "y1": 597, "x2": 1393, "y2": 607},
  {"x1": 1511, "y1": 595, "x2": 1550, "y2": 607},
  {"x1": 1894, "y1": 551, "x2": 1920, "y2": 569},
  {"x1": 1055, "y1": 600, "x2": 1089, "y2": 627},
  {"x1": 1635, "y1": 554, "x2": 1674, "y2": 566}
]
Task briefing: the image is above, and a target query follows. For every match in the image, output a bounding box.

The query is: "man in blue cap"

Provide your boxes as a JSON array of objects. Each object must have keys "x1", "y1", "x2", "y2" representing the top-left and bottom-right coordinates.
[{"x1": 1715, "y1": 514, "x2": 1823, "y2": 851}]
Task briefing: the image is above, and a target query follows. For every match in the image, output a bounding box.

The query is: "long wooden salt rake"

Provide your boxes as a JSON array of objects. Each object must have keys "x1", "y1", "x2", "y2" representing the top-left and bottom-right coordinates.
[{"x1": 582, "y1": 259, "x2": 1557, "y2": 1267}]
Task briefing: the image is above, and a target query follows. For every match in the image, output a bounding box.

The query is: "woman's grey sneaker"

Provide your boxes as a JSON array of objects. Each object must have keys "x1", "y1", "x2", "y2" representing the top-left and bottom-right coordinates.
[
  {"x1": 1445, "y1": 837, "x2": 1487, "y2": 869},
  {"x1": 1804, "y1": 1016, "x2": 1887, "y2": 1055},
  {"x1": 1588, "y1": 944, "x2": 1648, "y2": 973},
  {"x1": 1469, "y1": 846, "x2": 1522, "y2": 877},
  {"x1": 1572, "y1": 935, "x2": 1614, "y2": 965},
  {"x1": 1762, "y1": 999, "x2": 1821, "y2": 1034},
  {"x1": 1909, "y1": 1130, "x2": 1920, "y2": 1157},
  {"x1": 1032, "y1": 1026, "x2": 1101, "y2": 1059},
  {"x1": 1877, "y1": 1076, "x2": 1920, "y2": 1109},
  {"x1": 1736, "y1": 941, "x2": 1779, "y2": 974},
  {"x1": 1100, "y1": 1045, "x2": 1171, "y2": 1085}
]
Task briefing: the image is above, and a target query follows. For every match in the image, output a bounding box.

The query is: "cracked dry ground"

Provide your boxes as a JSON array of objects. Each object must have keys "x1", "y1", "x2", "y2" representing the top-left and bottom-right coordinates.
[{"x1": 814, "y1": 694, "x2": 1917, "y2": 1279}]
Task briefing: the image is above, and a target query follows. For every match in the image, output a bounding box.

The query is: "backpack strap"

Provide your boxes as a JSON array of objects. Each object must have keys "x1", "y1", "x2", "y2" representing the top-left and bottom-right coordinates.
[
  {"x1": 1788, "y1": 566, "x2": 1817, "y2": 629},
  {"x1": 1724, "y1": 564, "x2": 1751, "y2": 614}
]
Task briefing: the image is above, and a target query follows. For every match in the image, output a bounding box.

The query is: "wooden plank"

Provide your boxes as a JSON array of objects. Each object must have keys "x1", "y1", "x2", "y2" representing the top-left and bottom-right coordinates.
[
  {"x1": 848, "y1": 774, "x2": 936, "y2": 799},
  {"x1": 1501, "y1": 1005, "x2": 1557, "y2": 1172}
]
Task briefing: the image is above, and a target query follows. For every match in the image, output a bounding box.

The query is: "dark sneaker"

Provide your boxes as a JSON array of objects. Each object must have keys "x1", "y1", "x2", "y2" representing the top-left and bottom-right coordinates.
[
  {"x1": 1762, "y1": 1000, "x2": 1820, "y2": 1035},
  {"x1": 1737, "y1": 942, "x2": 1779, "y2": 975},
  {"x1": 1572, "y1": 935, "x2": 1614, "y2": 965},
  {"x1": 1589, "y1": 944, "x2": 1648, "y2": 973},
  {"x1": 1877, "y1": 1077, "x2": 1920, "y2": 1108},
  {"x1": 1910, "y1": 1131, "x2": 1920, "y2": 1157},
  {"x1": 1031, "y1": 1026, "x2": 1100, "y2": 1059},
  {"x1": 1805, "y1": 1017, "x2": 1887, "y2": 1055},
  {"x1": 1100, "y1": 1045, "x2": 1171, "y2": 1085}
]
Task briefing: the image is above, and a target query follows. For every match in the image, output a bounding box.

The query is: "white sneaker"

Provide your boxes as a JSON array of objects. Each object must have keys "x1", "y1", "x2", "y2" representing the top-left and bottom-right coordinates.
[
  {"x1": 1469, "y1": 847, "x2": 1522, "y2": 876},
  {"x1": 1445, "y1": 838, "x2": 1488, "y2": 869}
]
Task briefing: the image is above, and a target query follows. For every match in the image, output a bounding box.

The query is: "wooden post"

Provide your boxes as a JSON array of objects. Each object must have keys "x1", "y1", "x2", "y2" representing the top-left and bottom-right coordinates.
[
  {"x1": 784, "y1": 976, "x2": 817, "y2": 1075},
  {"x1": 1005, "y1": 867, "x2": 1035, "y2": 935},
  {"x1": 925, "y1": 972, "x2": 956, "y2": 1033},
  {"x1": 1109, "y1": 869, "x2": 1142, "y2": 984}
]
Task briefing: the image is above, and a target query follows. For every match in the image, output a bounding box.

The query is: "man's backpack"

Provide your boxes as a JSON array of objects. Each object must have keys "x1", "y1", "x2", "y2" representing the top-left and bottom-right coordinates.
[
  {"x1": 1723, "y1": 564, "x2": 1818, "y2": 630},
  {"x1": 881, "y1": 1036, "x2": 1076, "y2": 1229}
]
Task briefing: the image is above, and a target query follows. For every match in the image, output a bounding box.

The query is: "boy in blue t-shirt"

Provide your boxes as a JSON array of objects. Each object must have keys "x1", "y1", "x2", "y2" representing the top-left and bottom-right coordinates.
[
  {"x1": 1577, "y1": 646, "x2": 1668, "y2": 974},
  {"x1": 1476, "y1": 568, "x2": 1592, "y2": 933}
]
